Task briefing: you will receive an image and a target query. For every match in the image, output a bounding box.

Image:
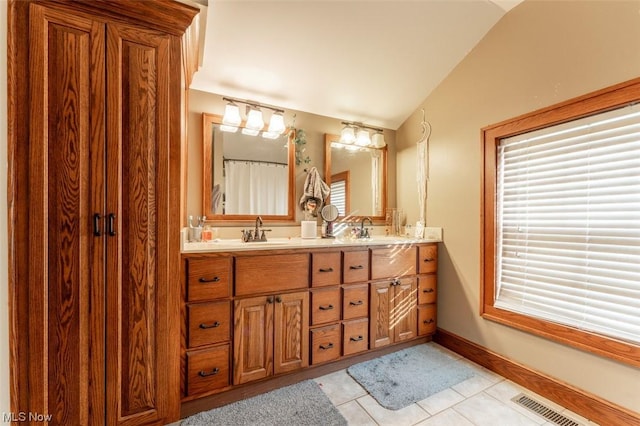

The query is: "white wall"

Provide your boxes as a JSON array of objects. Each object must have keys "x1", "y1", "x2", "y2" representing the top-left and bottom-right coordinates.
[
  {"x1": 396, "y1": 0, "x2": 640, "y2": 413},
  {"x1": 1, "y1": 2, "x2": 11, "y2": 422}
]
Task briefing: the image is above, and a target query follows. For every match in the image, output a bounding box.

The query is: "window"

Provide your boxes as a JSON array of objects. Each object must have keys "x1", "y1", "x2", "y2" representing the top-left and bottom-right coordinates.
[
  {"x1": 330, "y1": 171, "x2": 350, "y2": 217},
  {"x1": 481, "y1": 78, "x2": 640, "y2": 366}
]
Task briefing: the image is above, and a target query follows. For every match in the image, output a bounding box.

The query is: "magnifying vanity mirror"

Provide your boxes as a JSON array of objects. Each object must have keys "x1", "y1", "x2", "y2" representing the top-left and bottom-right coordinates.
[
  {"x1": 324, "y1": 133, "x2": 387, "y2": 222},
  {"x1": 202, "y1": 113, "x2": 295, "y2": 221}
]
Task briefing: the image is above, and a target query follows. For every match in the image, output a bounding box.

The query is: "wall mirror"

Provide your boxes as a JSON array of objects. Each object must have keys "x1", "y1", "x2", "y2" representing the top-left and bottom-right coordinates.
[
  {"x1": 202, "y1": 113, "x2": 295, "y2": 221},
  {"x1": 324, "y1": 133, "x2": 387, "y2": 222}
]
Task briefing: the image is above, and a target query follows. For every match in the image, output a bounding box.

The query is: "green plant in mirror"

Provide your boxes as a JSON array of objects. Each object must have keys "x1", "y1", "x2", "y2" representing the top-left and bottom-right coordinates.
[{"x1": 290, "y1": 127, "x2": 311, "y2": 166}]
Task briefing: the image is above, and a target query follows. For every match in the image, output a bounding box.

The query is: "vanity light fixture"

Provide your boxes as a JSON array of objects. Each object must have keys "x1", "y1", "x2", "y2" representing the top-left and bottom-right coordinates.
[
  {"x1": 221, "y1": 97, "x2": 287, "y2": 139},
  {"x1": 339, "y1": 121, "x2": 386, "y2": 148}
]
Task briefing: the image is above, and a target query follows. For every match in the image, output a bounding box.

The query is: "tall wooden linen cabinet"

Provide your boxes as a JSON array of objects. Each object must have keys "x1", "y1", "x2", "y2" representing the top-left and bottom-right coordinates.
[{"x1": 8, "y1": 1, "x2": 198, "y2": 424}]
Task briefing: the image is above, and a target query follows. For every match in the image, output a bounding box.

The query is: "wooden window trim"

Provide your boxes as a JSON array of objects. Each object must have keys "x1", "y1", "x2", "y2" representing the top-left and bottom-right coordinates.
[{"x1": 481, "y1": 77, "x2": 640, "y2": 367}]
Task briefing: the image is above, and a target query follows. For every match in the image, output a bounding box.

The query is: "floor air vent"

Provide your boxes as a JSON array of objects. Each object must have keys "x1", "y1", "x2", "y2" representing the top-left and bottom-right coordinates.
[{"x1": 512, "y1": 394, "x2": 582, "y2": 426}]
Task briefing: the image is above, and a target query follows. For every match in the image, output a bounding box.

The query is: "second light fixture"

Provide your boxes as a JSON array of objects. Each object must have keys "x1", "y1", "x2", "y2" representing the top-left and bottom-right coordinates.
[{"x1": 339, "y1": 121, "x2": 386, "y2": 148}]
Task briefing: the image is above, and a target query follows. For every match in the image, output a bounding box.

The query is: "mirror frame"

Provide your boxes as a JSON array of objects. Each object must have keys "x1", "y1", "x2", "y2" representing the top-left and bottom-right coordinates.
[
  {"x1": 324, "y1": 133, "x2": 388, "y2": 223},
  {"x1": 202, "y1": 113, "x2": 296, "y2": 222}
]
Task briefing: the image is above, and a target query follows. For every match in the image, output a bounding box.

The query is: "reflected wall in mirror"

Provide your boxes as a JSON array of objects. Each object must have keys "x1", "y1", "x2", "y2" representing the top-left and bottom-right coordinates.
[
  {"x1": 202, "y1": 113, "x2": 295, "y2": 221},
  {"x1": 324, "y1": 133, "x2": 387, "y2": 222}
]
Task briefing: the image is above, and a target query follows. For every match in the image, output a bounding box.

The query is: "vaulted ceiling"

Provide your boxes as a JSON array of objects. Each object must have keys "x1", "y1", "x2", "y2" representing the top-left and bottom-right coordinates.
[{"x1": 191, "y1": 0, "x2": 524, "y2": 129}]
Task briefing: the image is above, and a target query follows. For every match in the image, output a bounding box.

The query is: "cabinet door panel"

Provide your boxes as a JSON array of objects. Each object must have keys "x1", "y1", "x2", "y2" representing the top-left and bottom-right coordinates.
[
  {"x1": 370, "y1": 281, "x2": 393, "y2": 348},
  {"x1": 233, "y1": 297, "x2": 274, "y2": 385},
  {"x1": 393, "y1": 278, "x2": 417, "y2": 342},
  {"x1": 29, "y1": 6, "x2": 106, "y2": 424},
  {"x1": 105, "y1": 22, "x2": 176, "y2": 425},
  {"x1": 274, "y1": 291, "x2": 309, "y2": 375}
]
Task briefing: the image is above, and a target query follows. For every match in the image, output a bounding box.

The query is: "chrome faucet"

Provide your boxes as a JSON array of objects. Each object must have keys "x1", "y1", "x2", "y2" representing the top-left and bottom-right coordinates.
[
  {"x1": 254, "y1": 216, "x2": 263, "y2": 239},
  {"x1": 359, "y1": 217, "x2": 373, "y2": 239}
]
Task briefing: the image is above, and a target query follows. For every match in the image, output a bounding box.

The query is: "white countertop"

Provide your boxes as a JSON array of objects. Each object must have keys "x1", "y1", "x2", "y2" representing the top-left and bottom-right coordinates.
[{"x1": 181, "y1": 234, "x2": 442, "y2": 253}]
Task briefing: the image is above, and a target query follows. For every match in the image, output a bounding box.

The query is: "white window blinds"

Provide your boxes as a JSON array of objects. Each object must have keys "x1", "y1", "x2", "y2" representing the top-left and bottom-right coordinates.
[
  {"x1": 495, "y1": 104, "x2": 640, "y2": 345},
  {"x1": 330, "y1": 180, "x2": 347, "y2": 216}
]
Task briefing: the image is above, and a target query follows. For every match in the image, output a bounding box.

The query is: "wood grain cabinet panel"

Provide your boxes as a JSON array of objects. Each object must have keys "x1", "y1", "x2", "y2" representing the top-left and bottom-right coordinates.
[
  {"x1": 418, "y1": 305, "x2": 437, "y2": 336},
  {"x1": 342, "y1": 283, "x2": 369, "y2": 320},
  {"x1": 15, "y1": 3, "x2": 196, "y2": 424},
  {"x1": 342, "y1": 319, "x2": 369, "y2": 356},
  {"x1": 235, "y1": 254, "x2": 310, "y2": 296},
  {"x1": 233, "y1": 291, "x2": 309, "y2": 384},
  {"x1": 418, "y1": 244, "x2": 438, "y2": 274},
  {"x1": 186, "y1": 345, "x2": 230, "y2": 396},
  {"x1": 311, "y1": 251, "x2": 341, "y2": 287},
  {"x1": 370, "y1": 277, "x2": 417, "y2": 348},
  {"x1": 188, "y1": 301, "x2": 231, "y2": 348},
  {"x1": 187, "y1": 257, "x2": 232, "y2": 301},
  {"x1": 311, "y1": 288, "x2": 341, "y2": 325},
  {"x1": 371, "y1": 246, "x2": 417, "y2": 280},
  {"x1": 418, "y1": 275, "x2": 437, "y2": 305},
  {"x1": 310, "y1": 324, "x2": 342, "y2": 365},
  {"x1": 343, "y1": 250, "x2": 370, "y2": 283}
]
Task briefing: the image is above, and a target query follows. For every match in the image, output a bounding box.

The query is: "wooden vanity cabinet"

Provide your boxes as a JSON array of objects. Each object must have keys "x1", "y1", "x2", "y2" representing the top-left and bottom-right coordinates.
[
  {"x1": 183, "y1": 256, "x2": 233, "y2": 398},
  {"x1": 417, "y1": 244, "x2": 439, "y2": 336},
  {"x1": 233, "y1": 291, "x2": 309, "y2": 385},
  {"x1": 180, "y1": 242, "x2": 438, "y2": 413},
  {"x1": 370, "y1": 277, "x2": 418, "y2": 348}
]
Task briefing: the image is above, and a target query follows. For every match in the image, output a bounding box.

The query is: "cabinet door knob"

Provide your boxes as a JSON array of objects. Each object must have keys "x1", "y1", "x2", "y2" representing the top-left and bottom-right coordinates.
[
  {"x1": 319, "y1": 343, "x2": 334, "y2": 350},
  {"x1": 349, "y1": 335, "x2": 363, "y2": 342},
  {"x1": 199, "y1": 276, "x2": 221, "y2": 283},
  {"x1": 199, "y1": 321, "x2": 221, "y2": 329},
  {"x1": 319, "y1": 304, "x2": 334, "y2": 311},
  {"x1": 349, "y1": 300, "x2": 363, "y2": 306},
  {"x1": 275, "y1": 296, "x2": 282, "y2": 303},
  {"x1": 318, "y1": 267, "x2": 334, "y2": 272},
  {"x1": 198, "y1": 368, "x2": 219, "y2": 377},
  {"x1": 266, "y1": 296, "x2": 274, "y2": 304}
]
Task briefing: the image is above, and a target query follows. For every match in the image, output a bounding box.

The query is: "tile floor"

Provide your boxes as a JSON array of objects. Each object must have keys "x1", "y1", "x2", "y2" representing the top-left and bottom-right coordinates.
[{"x1": 314, "y1": 343, "x2": 600, "y2": 426}]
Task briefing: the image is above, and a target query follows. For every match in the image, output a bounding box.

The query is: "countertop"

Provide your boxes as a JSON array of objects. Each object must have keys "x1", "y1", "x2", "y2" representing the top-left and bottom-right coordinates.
[{"x1": 181, "y1": 234, "x2": 442, "y2": 253}]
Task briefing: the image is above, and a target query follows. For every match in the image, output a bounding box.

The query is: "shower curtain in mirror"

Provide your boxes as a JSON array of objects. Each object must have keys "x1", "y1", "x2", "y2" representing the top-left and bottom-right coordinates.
[{"x1": 224, "y1": 160, "x2": 288, "y2": 215}]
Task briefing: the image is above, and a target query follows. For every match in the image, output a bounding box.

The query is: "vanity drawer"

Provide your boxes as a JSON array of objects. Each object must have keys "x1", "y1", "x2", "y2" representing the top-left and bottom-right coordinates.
[
  {"x1": 418, "y1": 275, "x2": 437, "y2": 305},
  {"x1": 418, "y1": 244, "x2": 438, "y2": 274},
  {"x1": 342, "y1": 250, "x2": 369, "y2": 283},
  {"x1": 418, "y1": 304, "x2": 437, "y2": 336},
  {"x1": 187, "y1": 257, "x2": 232, "y2": 302},
  {"x1": 371, "y1": 246, "x2": 417, "y2": 280},
  {"x1": 310, "y1": 324, "x2": 341, "y2": 365},
  {"x1": 187, "y1": 301, "x2": 231, "y2": 348},
  {"x1": 186, "y1": 344, "x2": 230, "y2": 396},
  {"x1": 310, "y1": 288, "x2": 341, "y2": 326},
  {"x1": 342, "y1": 283, "x2": 368, "y2": 320},
  {"x1": 311, "y1": 251, "x2": 341, "y2": 287},
  {"x1": 342, "y1": 318, "x2": 369, "y2": 356},
  {"x1": 235, "y1": 253, "x2": 310, "y2": 296}
]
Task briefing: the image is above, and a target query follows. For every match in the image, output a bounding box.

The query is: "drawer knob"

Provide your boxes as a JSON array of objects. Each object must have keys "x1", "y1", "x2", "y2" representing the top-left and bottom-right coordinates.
[
  {"x1": 423, "y1": 288, "x2": 435, "y2": 293},
  {"x1": 318, "y1": 267, "x2": 334, "y2": 272},
  {"x1": 349, "y1": 265, "x2": 364, "y2": 270},
  {"x1": 423, "y1": 319, "x2": 435, "y2": 324},
  {"x1": 199, "y1": 321, "x2": 221, "y2": 329},
  {"x1": 319, "y1": 304, "x2": 334, "y2": 311},
  {"x1": 319, "y1": 343, "x2": 334, "y2": 350},
  {"x1": 198, "y1": 368, "x2": 220, "y2": 377},
  {"x1": 423, "y1": 258, "x2": 435, "y2": 262},
  {"x1": 199, "y1": 276, "x2": 221, "y2": 283},
  {"x1": 349, "y1": 335, "x2": 364, "y2": 342},
  {"x1": 349, "y1": 300, "x2": 363, "y2": 306}
]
